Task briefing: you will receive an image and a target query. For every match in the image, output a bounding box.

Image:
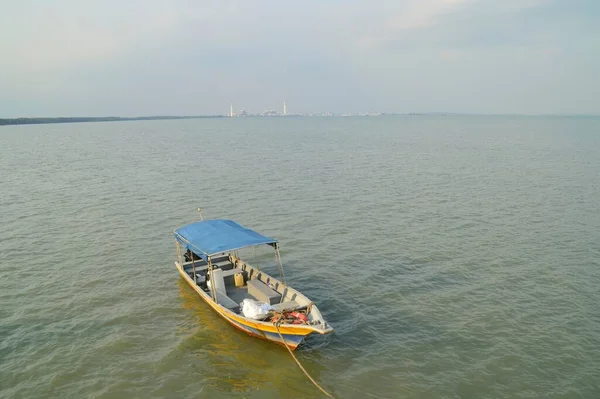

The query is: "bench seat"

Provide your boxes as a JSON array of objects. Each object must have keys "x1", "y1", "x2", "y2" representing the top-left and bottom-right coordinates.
[
  {"x1": 206, "y1": 268, "x2": 241, "y2": 312},
  {"x1": 215, "y1": 291, "x2": 239, "y2": 310},
  {"x1": 212, "y1": 259, "x2": 234, "y2": 269},
  {"x1": 206, "y1": 285, "x2": 239, "y2": 311},
  {"x1": 247, "y1": 279, "x2": 281, "y2": 305},
  {"x1": 270, "y1": 300, "x2": 302, "y2": 312},
  {"x1": 219, "y1": 269, "x2": 239, "y2": 278}
]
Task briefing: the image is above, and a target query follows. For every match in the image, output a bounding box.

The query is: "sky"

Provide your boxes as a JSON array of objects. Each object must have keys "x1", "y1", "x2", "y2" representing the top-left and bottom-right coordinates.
[{"x1": 0, "y1": 0, "x2": 599, "y2": 117}]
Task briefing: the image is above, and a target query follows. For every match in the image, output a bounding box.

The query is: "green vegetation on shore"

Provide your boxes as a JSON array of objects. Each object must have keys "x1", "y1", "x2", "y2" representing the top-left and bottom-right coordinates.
[{"x1": 0, "y1": 116, "x2": 224, "y2": 126}]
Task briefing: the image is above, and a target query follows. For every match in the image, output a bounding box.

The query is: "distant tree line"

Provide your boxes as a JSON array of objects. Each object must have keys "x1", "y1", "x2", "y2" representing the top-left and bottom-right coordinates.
[{"x1": 0, "y1": 116, "x2": 225, "y2": 126}]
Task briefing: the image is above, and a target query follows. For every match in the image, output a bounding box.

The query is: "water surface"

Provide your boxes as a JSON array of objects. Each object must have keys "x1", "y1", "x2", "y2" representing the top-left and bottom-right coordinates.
[{"x1": 1, "y1": 116, "x2": 599, "y2": 398}]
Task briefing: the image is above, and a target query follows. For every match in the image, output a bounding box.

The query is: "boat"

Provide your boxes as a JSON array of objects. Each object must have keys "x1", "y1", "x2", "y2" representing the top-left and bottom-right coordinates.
[{"x1": 173, "y1": 213, "x2": 334, "y2": 350}]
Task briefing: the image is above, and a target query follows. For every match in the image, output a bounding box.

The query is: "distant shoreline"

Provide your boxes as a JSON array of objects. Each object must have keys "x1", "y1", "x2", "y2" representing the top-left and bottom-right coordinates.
[
  {"x1": 0, "y1": 115, "x2": 225, "y2": 126},
  {"x1": 1, "y1": 113, "x2": 597, "y2": 126}
]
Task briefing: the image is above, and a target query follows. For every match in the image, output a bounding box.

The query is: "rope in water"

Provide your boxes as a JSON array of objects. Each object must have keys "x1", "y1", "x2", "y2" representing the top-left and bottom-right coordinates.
[{"x1": 273, "y1": 320, "x2": 335, "y2": 398}]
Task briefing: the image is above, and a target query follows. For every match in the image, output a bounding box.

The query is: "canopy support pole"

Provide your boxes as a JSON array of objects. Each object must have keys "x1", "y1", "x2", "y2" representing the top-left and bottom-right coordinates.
[
  {"x1": 275, "y1": 245, "x2": 286, "y2": 285},
  {"x1": 191, "y1": 255, "x2": 197, "y2": 284},
  {"x1": 208, "y1": 256, "x2": 218, "y2": 304},
  {"x1": 253, "y1": 246, "x2": 258, "y2": 269},
  {"x1": 175, "y1": 240, "x2": 183, "y2": 265}
]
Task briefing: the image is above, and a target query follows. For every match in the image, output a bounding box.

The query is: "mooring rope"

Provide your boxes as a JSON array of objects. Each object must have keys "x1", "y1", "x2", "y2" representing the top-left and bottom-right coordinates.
[{"x1": 274, "y1": 320, "x2": 335, "y2": 398}]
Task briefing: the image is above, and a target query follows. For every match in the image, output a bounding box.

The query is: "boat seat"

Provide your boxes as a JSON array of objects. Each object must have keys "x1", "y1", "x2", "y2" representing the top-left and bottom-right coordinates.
[
  {"x1": 219, "y1": 269, "x2": 239, "y2": 278},
  {"x1": 207, "y1": 269, "x2": 240, "y2": 311},
  {"x1": 210, "y1": 269, "x2": 228, "y2": 293},
  {"x1": 207, "y1": 286, "x2": 239, "y2": 311},
  {"x1": 183, "y1": 264, "x2": 209, "y2": 274},
  {"x1": 212, "y1": 259, "x2": 234, "y2": 269},
  {"x1": 247, "y1": 279, "x2": 281, "y2": 305},
  {"x1": 191, "y1": 266, "x2": 238, "y2": 280},
  {"x1": 270, "y1": 300, "x2": 301, "y2": 312}
]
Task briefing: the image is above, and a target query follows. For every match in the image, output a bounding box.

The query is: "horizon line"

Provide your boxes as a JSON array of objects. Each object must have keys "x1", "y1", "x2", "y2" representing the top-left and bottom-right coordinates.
[{"x1": 1, "y1": 113, "x2": 599, "y2": 127}]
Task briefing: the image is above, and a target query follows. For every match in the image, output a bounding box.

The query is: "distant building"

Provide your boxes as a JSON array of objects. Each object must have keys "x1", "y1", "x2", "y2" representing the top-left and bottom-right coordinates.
[{"x1": 261, "y1": 109, "x2": 278, "y2": 116}]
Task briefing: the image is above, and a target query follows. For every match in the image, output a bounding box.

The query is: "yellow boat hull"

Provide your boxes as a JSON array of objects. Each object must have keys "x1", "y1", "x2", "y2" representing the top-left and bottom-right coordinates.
[{"x1": 176, "y1": 263, "x2": 332, "y2": 350}]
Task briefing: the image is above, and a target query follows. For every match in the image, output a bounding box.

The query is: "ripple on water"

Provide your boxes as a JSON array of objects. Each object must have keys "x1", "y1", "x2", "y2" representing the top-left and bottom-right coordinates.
[{"x1": 1, "y1": 116, "x2": 600, "y2": 398}]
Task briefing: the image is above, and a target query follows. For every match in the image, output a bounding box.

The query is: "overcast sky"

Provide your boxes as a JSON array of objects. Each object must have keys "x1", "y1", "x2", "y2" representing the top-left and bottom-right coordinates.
[{"x1": 1, "y1": 0, "x2": 598, "y2": 117}]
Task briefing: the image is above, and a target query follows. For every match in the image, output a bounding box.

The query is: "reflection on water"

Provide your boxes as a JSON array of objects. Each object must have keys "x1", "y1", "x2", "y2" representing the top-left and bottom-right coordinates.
[
  {"x1": 176, "y1": 279, "x2": 330, "y2": 397},
  {"x1": 3, "y1": 117, "x2": 599, "y2": 398},
  {"x1": 177, "y1": 279, "x2": 270, "y2": 392}
]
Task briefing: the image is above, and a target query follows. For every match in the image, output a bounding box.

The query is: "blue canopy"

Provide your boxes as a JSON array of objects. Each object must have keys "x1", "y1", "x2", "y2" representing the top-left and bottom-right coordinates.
[{"x1": 174, "y1": 219, "x2": 278, "y2": 261}]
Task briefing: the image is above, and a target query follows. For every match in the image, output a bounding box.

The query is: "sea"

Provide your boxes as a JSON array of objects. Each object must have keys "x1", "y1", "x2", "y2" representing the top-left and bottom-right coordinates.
[{"x1": 1, "y1": 115, "x2": 599, "y2": 398}]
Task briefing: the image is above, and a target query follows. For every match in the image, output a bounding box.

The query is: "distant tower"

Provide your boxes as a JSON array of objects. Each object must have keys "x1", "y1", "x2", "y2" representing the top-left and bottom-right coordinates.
[
  {"x1": 229, "y1": 102, "x2": 234, "y2": 118},
  {"x1": 283, "y1": 101, "x2": 287, "y2": 116}
]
